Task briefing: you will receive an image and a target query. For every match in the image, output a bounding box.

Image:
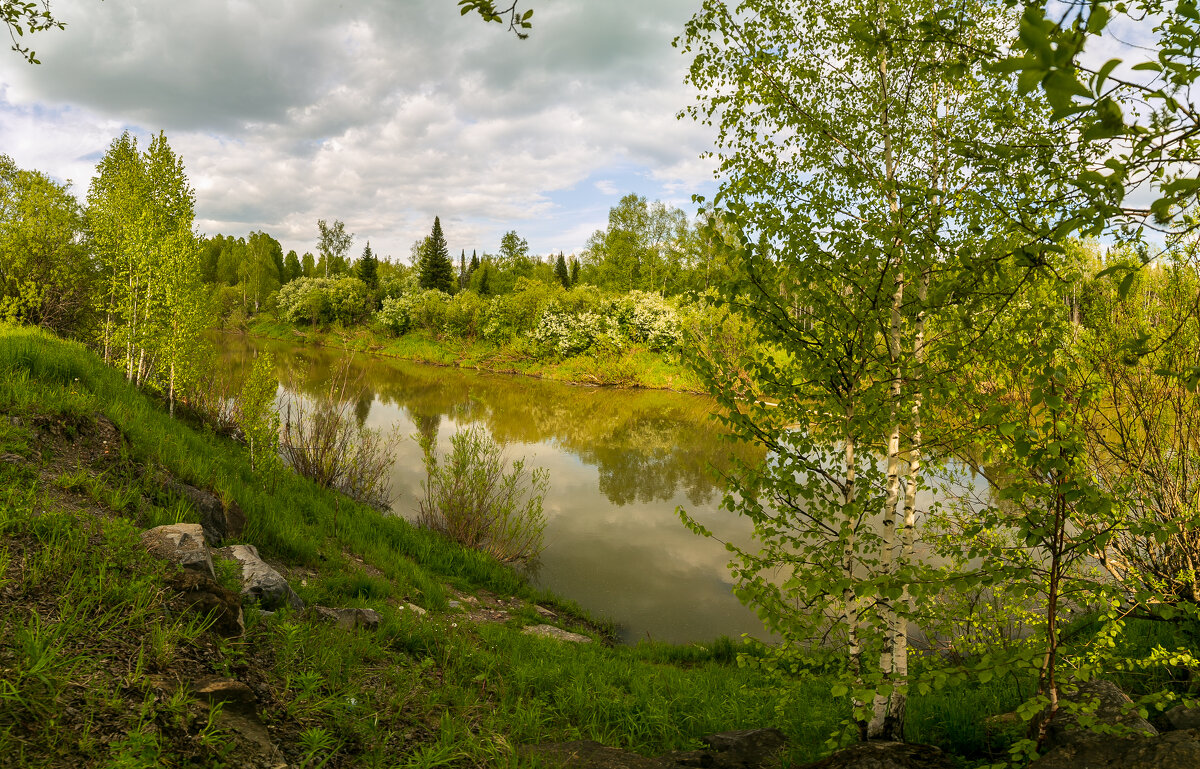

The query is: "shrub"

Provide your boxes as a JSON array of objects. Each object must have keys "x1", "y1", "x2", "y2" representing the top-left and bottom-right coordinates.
[
  {"x1": 277, "y1": 277, "x2": 369, "y2": 326},
  {"x1": 408, "y1": 289, "x2": 450, "y2": 332},
  {"x1": 610, "y1": 290, "x2": 681, "y2": 351},
  {"x1": 416, "y1": 425, "x2": 548, "y2": 564},
  {"x1": 279, "y1": 358, "x2": 399, "y2": 508},
  {"x1": 483, "y1": 278, "x2": 562, "y2": 341},
  {"x1": 444, "y1": 290, "x2": 487, "y2": 340},
  {"x1": 529, "y1": 308, "x2": 623, "y2": 358},
  {"x1": 377, "y1": 294, "x2": 411, "y2": 335}
]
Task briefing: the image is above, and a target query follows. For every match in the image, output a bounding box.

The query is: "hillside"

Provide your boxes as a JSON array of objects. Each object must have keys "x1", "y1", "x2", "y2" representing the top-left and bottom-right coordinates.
[{"x1": 0, "y1": 325, "x2": 842, "y2": 768}]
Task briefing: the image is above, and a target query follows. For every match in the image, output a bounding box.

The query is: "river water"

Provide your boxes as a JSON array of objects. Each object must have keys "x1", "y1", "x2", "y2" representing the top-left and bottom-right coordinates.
[{"x1": 219, "y1": 335, "x2": 769, "y2": 644}]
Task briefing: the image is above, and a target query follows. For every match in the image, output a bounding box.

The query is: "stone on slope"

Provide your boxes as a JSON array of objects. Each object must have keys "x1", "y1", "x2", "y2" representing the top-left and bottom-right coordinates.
[
  {"x1": 702, "y1": 729, "x2": 787, "y2": 768},
  {"x1": 309, "y1": 606, "x2": 381, "y2": 630},
  {"x1": 1162, "y1": 704, "x2": 1200, "y2": 732},
  {"x1": 1038, "y1": 679, "x2": 1156, "y2": 752},
  {"x1": 163, "y1": 477, "x2": 245, "y2": 545},
  {"x1": 1028, "y1": 727, "x2": 1200, "y2": 769},
  {"x1": 142, "y1": 523, "x2": 214, "y2": 579},
  {"x1": 214, "y1": 544, "x2": 303, "y2": 611},
  {"x1": 166, "y1": 569, "x2": 244, "y2": 636},
  {"x1": 522, "y1": 624, "x2": 591, "y2": 643},
  {"x1": 796, "y1": 742, "x2": 956, "y2": 769}
]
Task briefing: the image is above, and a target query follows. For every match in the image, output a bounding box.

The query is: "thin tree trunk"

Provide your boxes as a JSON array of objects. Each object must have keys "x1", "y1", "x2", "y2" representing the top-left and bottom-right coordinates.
[{"x1": 843, "y1": 411, "x2": 868, "y2": 740}]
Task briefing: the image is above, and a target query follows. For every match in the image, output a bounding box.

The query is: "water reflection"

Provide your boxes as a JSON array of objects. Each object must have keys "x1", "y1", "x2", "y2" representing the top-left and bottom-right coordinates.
[{"x1": 218, "y1": 334, "x2": 768, "y2": 643}]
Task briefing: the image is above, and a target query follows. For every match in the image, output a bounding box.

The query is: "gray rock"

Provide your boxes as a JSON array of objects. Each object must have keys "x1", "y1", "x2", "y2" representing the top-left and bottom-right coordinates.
[
  {"x1": 141, "y1": 523, "x2": 214, "y2": 579},
  {"x1": 1039, "y1": 679, "x2": 1157, "y2": 752},
  {"x1": 702, "y1": 729, "x2": 787, "y2": 768},
  {"x1": 163, "y1": 477, "x2": 245, "y2": 545},
  {"x1": 403, "y1": 602, "x2": 427, "y2": 616},
  {"x1": 797, "y1": 742, "x2": 955, "y2": 769},
  {"x1": 309, "y1": 606, "x2": 381, "y2": 630},
  {"x1": 1028, "y1": 727, "x2": 1200, "y2": 769},
  {"x1": 522, "y1": 624, "x2": 592, "y2": 643},
  {"x1": 1163, "y1": 704, "x2": 1200, "y2": 732},
  {"x1": 214, "y1": 544, "x2": 303, "y2": 612}
]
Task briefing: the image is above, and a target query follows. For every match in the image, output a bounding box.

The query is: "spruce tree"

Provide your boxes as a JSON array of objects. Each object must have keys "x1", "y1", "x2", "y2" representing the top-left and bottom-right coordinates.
[
  {"x1": 469, "y1": 249, "x2": 480, "y2": 275},
  {"x1": 554, "y1": 251, "x2": 570, "y2": 288},
  {"x1": 357, "y1": 241, "x2": 379, "y2": 290},
  {"x1": 569, "y1": 258, "x2": 580, "y2": 286},
  {"x1": 459, "y1": 249, "x2": 467, "y2": 290},
  {"x1": 418, "y1": 216, "x2": 455, "y2": 293}
]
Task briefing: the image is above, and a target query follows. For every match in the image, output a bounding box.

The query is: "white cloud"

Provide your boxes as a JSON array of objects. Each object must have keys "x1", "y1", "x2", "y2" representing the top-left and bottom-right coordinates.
[{"x1": 0, "y1": 0, "x2": 718, "y2": 256}]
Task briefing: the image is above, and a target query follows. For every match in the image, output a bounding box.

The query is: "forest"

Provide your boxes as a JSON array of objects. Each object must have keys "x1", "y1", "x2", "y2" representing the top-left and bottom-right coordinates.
[{"x1": 7, "y1": 0, "x2": 1200, "y2": 766}]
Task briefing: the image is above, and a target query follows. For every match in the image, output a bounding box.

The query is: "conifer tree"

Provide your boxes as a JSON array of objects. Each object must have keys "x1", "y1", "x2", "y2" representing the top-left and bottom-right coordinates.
[
  {"x1": 357, "y1": 241, "x2": 379, "y2": 290},
  {"x1": 469, "y1": 249, "x2": 480, "y2": 276},
  {"x1": 554, "y1": 251, "x2": 570, "y2": 288},
  {"x1": 459, "y1": 249, "x2": 467, "y2": 290},
  {"x1": 569, "y1": 258, "x2": 579, "y2": 286},
  {"x1": 418, "y1": 216, "x2": 455, "y2": 293}
]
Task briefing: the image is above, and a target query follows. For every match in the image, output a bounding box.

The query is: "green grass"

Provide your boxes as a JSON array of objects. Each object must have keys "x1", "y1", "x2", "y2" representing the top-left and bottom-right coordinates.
[{"x1": 0, "y1": 323, "x2": 1050, "y2": 767}]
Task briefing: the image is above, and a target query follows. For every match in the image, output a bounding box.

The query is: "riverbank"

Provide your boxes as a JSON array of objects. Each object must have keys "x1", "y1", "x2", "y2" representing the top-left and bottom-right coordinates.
[
  {"x1": 242, "y1": 317, "x2": 708, "y2": 393},
  {"x1": 0, "y1": 325, "x2": 1037, "y2": 767}
]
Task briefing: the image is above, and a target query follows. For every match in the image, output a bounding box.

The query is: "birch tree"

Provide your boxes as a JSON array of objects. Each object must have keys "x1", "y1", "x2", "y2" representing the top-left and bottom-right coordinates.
[
  {"x1": 86, "y1": 131, "x2": 208, "y2": 413},
  {"x1": 678, "y1": 0, "x2": 1069, "y2": 740}
]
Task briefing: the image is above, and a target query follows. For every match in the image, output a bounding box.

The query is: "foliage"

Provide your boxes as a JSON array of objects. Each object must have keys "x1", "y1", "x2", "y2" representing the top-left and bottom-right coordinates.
[
  {"x1": 582, "y1": 194, "x2": 692, "y2": 295},
  {"x1": 458, "y1": 0, "x2": 533, "y2": 39},
  {"x1": 0, "y1": 154, "x2": 89, "y2": 334},
  {"x1": 276, "y1": 276, "x2": 369, "y2": 327},
  {"x1": 678, "y1": 0, "x2": 1073, "y2": 741},
  {"x1": 2, "y1": 0, "x2": 64, "y2": 63},
  {"x1": 86, "y1": 131, "x2": 209, "y2": 416},
  {"x1": 529, "y1": 307, "x2": 623, "y2": 358},
  {"x1": 279, "y1": 358, "x2": 399, "y2": 509},
  {"x1": 443, "y1": 290, "x2": 487, "y2": 340},
  {"x1": 316, "y1": 219, "x2": 353, "y2": 278},
  {"x1": 417, "y1": 424, "x2": 547, "y2": 564},
  {"x1": 236, "y1": 351, "x2": 282, "y2": 482},
  {"x1": 418, "y1": 217, "x2": 455, "y2": 294}
]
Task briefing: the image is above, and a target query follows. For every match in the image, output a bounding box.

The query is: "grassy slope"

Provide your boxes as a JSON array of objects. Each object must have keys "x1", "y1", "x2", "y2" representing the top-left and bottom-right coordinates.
[
  {"x1": 0, "y1": 325, "x2": 1029, "y2": 768},
  {"x1": 245, "y1": 317, "x2": 706, "y2": 393}
]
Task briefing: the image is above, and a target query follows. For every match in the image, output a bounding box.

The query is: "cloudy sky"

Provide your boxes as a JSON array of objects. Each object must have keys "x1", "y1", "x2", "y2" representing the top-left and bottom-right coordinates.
[{"x1": 0, "y1": 0, "x2": 718, "y2": 261}]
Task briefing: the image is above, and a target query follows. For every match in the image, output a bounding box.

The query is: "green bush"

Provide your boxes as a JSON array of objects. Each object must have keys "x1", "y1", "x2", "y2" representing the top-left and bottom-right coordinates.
[
  {"x1": 445, "y1": 290, "x2": 487, "y2": 339},
  {"x1": 417, "y1": 425, "x2": 548, "y2": 564},
  {"x1": 277, "y1": 277, "x2": 369, "y2": 326}
]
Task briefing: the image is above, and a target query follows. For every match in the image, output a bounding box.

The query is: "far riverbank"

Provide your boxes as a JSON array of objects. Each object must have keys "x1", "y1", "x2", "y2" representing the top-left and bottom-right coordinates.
[{"x1": 241, "y1": 317, "x2": 707, "y2": 393}]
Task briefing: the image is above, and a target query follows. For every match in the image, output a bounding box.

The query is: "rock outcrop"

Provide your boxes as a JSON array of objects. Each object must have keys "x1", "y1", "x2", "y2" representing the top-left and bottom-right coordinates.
[
  {"x1": 141, "y1": 523, "x2": 215, "y2": 579},
  {"x1": 309, "y1": 606, "x2": 381, "y2": 630},
  {"x1": 163, "y1": 477, "x2": 245, "y2": 545},
  {"x1": 215, "y1": 544, "x2": 304, "y2": 611},
  {"x1": 1038, "y1": 679, "x2": 1157, "y2": 752},
  {"x1": 166, "y1": 569, "x2": 244, "y2": 636},
  {"x1": 1028, "y1": 727, "x2": 1200, "y2": 768},
  {"x1": 522, "y1": 624, "x2": 591, "y2": 643},
  {"x1": 796, "y1": 741, "x2": 955, "y2": 769}
]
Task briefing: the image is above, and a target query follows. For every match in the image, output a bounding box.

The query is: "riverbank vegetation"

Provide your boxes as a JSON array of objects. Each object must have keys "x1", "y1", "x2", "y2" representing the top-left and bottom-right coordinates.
[
  {"x1": 7, "y1": 0, "x2": 1200, "y2": 765},
  {"x1": 0, "y1": 323, "x2": 1068, "y2": 767}
]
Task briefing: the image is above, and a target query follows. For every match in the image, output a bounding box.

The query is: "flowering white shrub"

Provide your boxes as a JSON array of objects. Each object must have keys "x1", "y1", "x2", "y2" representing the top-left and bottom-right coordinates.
[
  {"x1": 277, "y1": 277, "x2": 369, "y2": 325},
  {"x1": 377, "y1": 289, "x2": 450, "y2": 335},
  {"x1": 608, "y1": 291, "x2": 682, "y2": 351},
  {"x1": 377, "y1": 294, "x2": 412, "y2": 335},
  {"x1": 529, "y1": 307, "x2": 623, "y2": 357}
]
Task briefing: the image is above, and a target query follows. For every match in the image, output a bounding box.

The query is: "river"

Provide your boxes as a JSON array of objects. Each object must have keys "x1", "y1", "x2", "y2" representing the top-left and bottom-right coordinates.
[{"x1": 219, "y1": 334, "x2": 769, "y2": 644}]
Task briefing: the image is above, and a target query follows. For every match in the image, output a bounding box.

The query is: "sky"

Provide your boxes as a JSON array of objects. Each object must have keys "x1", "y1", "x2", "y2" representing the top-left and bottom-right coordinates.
[{"x1": 0, "y1": 0, "x2": 719, "y2": 261}]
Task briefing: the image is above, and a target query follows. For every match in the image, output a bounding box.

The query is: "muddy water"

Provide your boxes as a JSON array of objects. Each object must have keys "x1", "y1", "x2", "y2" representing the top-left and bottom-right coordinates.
[{"x1": 219, "y1": 335, "x2": 769, "y2": 644}]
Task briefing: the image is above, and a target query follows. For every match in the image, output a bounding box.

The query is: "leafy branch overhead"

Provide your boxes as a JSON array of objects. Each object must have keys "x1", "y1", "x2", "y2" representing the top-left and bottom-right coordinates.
[
  {"x1": 458, "y1": 0, "x2": 533, "y2": 39},
  {"x1": 2, "y1": 0, "x2": 63, "y2": 63}
]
